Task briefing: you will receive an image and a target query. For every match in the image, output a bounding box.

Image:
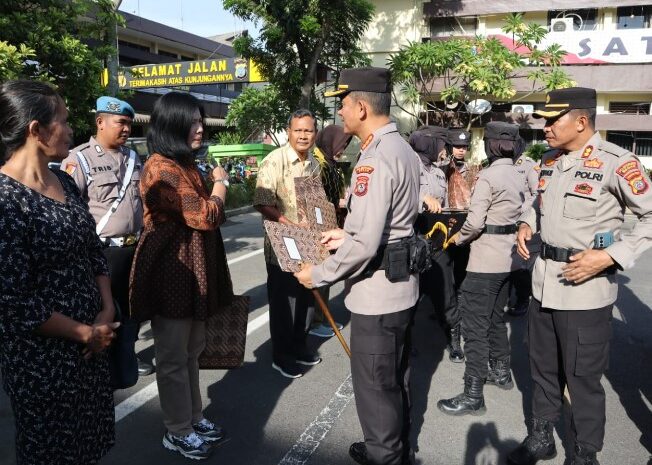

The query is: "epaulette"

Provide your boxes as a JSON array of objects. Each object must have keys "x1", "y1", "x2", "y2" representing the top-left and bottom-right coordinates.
[
  {"x1": 70, "y1": 141, "x2": 91, "y2": 154},
  {"x1": 599, "y1": 140, "x2": 630, "y2": 158}
]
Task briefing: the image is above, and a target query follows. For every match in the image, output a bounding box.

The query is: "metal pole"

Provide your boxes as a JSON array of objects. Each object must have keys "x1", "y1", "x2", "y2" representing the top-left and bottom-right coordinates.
[{"x1": 106, "y1": 0, "x2": 123, "y2": 96}]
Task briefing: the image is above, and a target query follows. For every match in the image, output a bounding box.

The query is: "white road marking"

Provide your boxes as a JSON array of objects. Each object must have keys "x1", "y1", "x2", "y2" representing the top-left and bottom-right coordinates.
[
  {"x1": 277, "y1": 374, "x2": 354, "y2": 465},
  {"x1": 115, "y1": 249, "x2": 266, "y2": 423},
  {"x1": 227, "y1": 248, "x2": 264, "y2": 265}
]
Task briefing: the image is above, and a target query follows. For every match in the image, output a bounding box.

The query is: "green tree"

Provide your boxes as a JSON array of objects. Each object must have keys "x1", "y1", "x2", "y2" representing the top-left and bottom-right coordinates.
[
  {"x1": 389, "y1": 13, "x2": 575, "y2": 129},
  {"x1": 0, "y1": 0, "x2": 121, "y2": 137},
  {"x1": 223, "y1": 0, "x2": 374, "y2": 135},
  {"x1": 222, "y1": 85, "x2": 289, "y2": 146}
]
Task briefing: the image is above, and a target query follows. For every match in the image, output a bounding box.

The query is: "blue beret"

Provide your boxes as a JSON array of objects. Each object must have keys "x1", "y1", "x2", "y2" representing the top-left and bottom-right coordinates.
[{"x1": 96, "y1": 96, "x2": 135, "y2": 118}]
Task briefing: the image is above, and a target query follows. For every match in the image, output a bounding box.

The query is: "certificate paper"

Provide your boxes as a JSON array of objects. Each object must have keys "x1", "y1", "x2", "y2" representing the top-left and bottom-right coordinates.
[{"x1": 264, "y1": 220, "x2": 330, "y2": 272}]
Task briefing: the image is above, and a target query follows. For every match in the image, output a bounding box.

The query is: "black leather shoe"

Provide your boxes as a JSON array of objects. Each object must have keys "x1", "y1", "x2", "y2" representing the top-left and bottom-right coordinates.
[
  {"x1": 486, "y1": 357, "x2": 514, "y2": 389},
  {"x1": 507, "y1": 418, "x2": 557, "y2": 465},
  {"x1": 571, "y1": 444, "x2": 599, "y2": 465},
  {"x1": 349, "y1": 442, "x2": 371, "y2": 465},
  {"x1": 138, "y1": 359, "x2": 154, "y2": 377},
  {"x1": 447, "y1": 324, "x2": 465, "y2": 363},
  {"x1": 437, "y1": 375, "x2": 486, "y2": 416}
]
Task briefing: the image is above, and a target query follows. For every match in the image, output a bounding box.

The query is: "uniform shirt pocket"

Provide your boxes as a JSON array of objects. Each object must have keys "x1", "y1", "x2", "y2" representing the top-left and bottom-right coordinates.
[
  {"x1": 92, "y1": 172, "x2": 120, "y2": 201},
  {"x1": 575, "y1": 322, "x2": 612, "y2": 376},
  {"x1": 562, "y1": 182, "x2": 600, "y2": 220},
  {"x1": 351, "y1": 334, "x2": 396, "y2": 390}
]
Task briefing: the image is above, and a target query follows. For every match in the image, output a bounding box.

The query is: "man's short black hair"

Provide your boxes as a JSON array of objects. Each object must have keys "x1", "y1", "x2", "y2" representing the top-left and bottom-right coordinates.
[
  {"x1": 570, "y1": 108, "x2": 596, "y2": 128},
  {"x1": 287, "y1": 109, "x2": 317, "y2": 130},
  {"x1": 348, "y1": 91, "x2": 391, "y2": 117}
]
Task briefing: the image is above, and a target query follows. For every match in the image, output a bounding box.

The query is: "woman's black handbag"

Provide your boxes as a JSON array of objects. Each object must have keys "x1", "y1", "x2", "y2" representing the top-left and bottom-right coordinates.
[{"x1": 108, "y1": 300, "x2": 139, "y2": 389}]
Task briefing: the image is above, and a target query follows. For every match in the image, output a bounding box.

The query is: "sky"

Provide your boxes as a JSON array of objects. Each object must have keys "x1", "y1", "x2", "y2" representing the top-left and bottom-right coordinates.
[{"x1": 118, "y1": 0, "x2": 258, "y2": 38}]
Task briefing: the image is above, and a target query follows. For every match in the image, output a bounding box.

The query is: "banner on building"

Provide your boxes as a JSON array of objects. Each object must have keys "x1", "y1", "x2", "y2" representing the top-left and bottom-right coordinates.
[
  {"x1": 494, "y1": 28, "x2": 652, "y2": 64},
  {"x1": 103, "y1": 58, "x2": 265, "y2": 89}
]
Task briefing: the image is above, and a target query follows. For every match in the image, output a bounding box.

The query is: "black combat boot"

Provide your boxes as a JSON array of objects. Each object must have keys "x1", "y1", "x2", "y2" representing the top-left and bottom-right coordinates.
[
  {"x1": 437, "y1": 375, "x2": 486, "y2": 416},
  {"x1": 507, "y1": 417, "x2": 557, "y2": 465},
  {"x1": 447, "y1": 323, "x2": 465, "y2": 363},
  {"x1": 571, "y1": 444, "x2": 600, "y2": 465},
  {"x1": 486, "y1": 357, "x2": 514, "y2": 389}
]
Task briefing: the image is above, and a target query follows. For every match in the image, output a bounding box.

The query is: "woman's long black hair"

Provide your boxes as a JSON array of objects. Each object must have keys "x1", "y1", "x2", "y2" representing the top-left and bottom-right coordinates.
[{"x1": 147, "y1": 92, "x2": 205, "y2": 164}]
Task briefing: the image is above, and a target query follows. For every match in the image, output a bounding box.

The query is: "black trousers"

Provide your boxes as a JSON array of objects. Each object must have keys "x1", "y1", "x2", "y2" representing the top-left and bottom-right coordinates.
[
  {"x1": 510, "y1": 269, "x2": 532, "y2": 306},
  {"x1": 102, "y1": 245, "x2": 136, "y2": 317},
  {"x1": 350, "y1": 308, "x2": 413, "y2": 465},
  {"x1": 266, "y1": 263, "x2": 315, "y2": 365},
  {"x1": 419, "y1": 249, "x2": 460, "y2": 330},
  {"x1": 527, "y1": 300, "x2": 612, "y2": 453},
  {"x1": 460, "y1": 271, "x2": 511, "y2": 379},
  {"x1": 448, "y1": 244, "x2": 470, "y2": 293}
]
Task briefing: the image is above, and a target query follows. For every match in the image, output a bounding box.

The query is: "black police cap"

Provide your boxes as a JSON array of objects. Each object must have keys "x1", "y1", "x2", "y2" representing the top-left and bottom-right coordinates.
[
  {"x1": 533, "y1": 87, "x2": 597, "y2": 119},
  {"x1": 325, "y1": 67, "x2": 392, "y2": 97},
  {"x1": 484, "y1": 121, "x2": 520, "y2": 141},
  {"x1": 447, "y1": 128, "x2": 471, "y2": 146}
]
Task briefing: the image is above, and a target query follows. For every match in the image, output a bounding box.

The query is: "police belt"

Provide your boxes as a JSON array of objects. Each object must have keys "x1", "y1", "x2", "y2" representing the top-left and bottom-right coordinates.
[
  {"x1": 540, "y1": 242, "x2": 580, "y2": 263},
  {"x1": 365, "y1": 242, "x2": 402, "y2": 274},
  {"x1": 101, "y1": 233, "x2": 140, "y2": 248},
  {"x1": 483, "y1": 224, "x2": 517, "y2": 235}
]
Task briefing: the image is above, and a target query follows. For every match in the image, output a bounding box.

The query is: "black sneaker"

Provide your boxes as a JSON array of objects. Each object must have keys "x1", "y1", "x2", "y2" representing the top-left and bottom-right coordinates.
[
  {"x1": 193, "y1": 418, "x2": 225, "y2": 443},
  {"x1": 272, "y1": 362, "x2": 303, "y2": 378},
  {"x1": 162, "y1": 431, "x2": 212, "y2": 460},
  {"x1": 349, "y1": 442, "x2": 371, "y2": 465},
  {"x1": 296, "y1": 353, "x2": 322, "y2": 366}
]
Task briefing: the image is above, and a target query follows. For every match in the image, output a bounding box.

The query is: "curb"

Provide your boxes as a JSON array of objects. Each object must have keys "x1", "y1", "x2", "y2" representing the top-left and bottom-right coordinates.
[{"x1": 226, "y1": 205, "x2": 255, "y2": 217}]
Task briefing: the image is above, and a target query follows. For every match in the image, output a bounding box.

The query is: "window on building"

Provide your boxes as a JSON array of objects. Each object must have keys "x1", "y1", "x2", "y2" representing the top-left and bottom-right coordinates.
[
  {"x1": 180, "y1": 55, "x2": 194, "y2": 62},
  {"x1": 607, "y1": 131, "x2": 652, "y2": 156},
  {"x1": 430, "y1": 16, "x2": 477, "y2": 38},
  {"x1": 617, "y1": 6, "x2": 652, "y2": 29},
  {"x1": 609, "y1": 102, "x2": 651, "y2": 115},
  {"x1": 158, "y1": 50, "x2": 179, "y2": 59},
  {"x1": 118, "y1": 40, "x2": 150, "y2": 53},
  {"x1": 548, "y1": 9, "x2": 598, "y2": 31}
]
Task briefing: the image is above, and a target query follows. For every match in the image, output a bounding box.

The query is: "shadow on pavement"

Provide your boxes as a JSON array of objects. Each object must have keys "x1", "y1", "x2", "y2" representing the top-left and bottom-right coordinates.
[{"x1": 463, "y1": 422, "x2": 520, "y2": 465}]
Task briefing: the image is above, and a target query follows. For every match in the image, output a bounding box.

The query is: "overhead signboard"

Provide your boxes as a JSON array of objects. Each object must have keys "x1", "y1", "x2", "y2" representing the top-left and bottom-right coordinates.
[
  {"x1": 494, "y1": 28, "x2": 652, "y2": 64},
  {"x1": 110, "y1": 57, "x2": 265, "y2": 90}
]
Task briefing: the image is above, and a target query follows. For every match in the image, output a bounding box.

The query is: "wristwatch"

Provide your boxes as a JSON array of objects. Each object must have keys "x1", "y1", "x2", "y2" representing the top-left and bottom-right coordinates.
[{"x1": 214, "y1": 178, "x2": 230, "y2": 187}]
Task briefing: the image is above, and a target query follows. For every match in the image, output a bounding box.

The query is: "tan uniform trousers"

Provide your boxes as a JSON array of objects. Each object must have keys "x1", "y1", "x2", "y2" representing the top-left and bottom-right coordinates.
[{"x1": 152, "y1": 316, "x2": 206, "y2": 436}]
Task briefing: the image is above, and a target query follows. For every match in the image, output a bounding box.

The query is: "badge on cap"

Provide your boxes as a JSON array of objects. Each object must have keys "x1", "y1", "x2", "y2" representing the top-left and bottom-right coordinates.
[
  {"x1": 354, "y1": 175, "x2": 369, "y2": 197},
  {"x1": 459, "y1": 133, "x2": 466, "y2": 140}
]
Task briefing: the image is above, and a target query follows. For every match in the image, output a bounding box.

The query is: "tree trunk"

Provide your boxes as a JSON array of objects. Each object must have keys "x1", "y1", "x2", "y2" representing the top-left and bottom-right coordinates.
[{"x1": 298, "y1": 35, "x2": 327, "y2": 109}]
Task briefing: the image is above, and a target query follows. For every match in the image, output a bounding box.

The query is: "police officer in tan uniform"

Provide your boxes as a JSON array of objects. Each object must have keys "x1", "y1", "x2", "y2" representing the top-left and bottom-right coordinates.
[
  {"x1": 510, "y1": 88, "x2": 652, "y2": 465},
  {"x1": 409, "y1": 128, "x2": 465, "y2": 363},
  {"x1": 509, "y1": 151, "x2": 540, "y2": 316},
  {"x1": 61, "y1": 96, "x2": 153, "y2": 378},
  {"x1": 438, "y1": 122, "x2": 525, "y2": 416},
  {"x1": 295, "y1": 67, "x2": 421, "y2": 465}
]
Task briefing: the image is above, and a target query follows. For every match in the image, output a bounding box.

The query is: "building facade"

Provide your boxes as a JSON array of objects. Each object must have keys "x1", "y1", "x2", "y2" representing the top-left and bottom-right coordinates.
[{"x1": 361, "y1": 1, "x2": 652, "y2": 165}]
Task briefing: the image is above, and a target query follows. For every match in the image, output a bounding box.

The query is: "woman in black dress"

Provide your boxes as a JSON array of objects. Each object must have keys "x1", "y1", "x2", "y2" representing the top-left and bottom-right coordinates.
[{"x1": 0, "y1": 80, "x2": 118, "y2": 464}]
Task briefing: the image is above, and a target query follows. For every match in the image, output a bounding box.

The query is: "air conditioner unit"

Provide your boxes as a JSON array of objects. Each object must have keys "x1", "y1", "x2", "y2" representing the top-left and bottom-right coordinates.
[
  {"x1": 511, "y1": 104, "x2": 534, "y2": 114},
  {"x1": 551, "y1": 18, "x2": 574, "y2": 33}
]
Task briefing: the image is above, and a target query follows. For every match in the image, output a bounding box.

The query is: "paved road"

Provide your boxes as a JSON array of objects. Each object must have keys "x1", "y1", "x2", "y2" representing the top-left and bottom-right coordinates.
[{"x1": 1, "y1": 211, "x2": 651, "y2": 465}]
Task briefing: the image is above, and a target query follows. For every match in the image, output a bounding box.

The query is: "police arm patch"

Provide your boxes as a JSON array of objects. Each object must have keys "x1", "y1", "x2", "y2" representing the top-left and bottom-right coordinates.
[
  {"x1": 354, "y1": 175, "x2": 369, "y2": 197},
  {"x1": 64, "y1": 162, "x2": 77, "y2": 175}
]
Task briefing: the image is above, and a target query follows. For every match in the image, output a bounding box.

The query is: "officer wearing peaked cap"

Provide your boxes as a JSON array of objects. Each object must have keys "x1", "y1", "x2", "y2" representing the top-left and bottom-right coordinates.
[
  {"x1": 295, "y1": 67, "x2": 421, "y2": 465},
  {"x1": 510, "y1": 87, "x2": 652, "y2": 465},
  {"x1": 61, "y1": 96, "x2": 153, "y2": 382}
]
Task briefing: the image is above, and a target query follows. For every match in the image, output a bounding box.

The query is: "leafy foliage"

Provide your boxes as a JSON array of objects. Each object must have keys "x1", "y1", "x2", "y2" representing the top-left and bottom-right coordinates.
[
  {"x1": 223, "y1": 0, "x2": 374, "y2": 136},
  {"x1": 224, "y1": 85, "x2": 290, "y2": 146},
  {"x1": 0, "y1": 0, "x2": 121, "y2": 137},
  {"x1": 389, "y1": 13, "x2": 575, "y2": 128}
]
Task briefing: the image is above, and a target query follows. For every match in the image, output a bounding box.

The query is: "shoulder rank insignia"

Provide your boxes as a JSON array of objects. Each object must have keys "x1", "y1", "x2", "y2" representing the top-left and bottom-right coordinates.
[
  {"x1": 544, "y1": 157, "x2": 557, "y2": 167},
  {"x1": 583, "y1": 158, "x2": 603, "y2": 169},
  {"x1": 354, "y1": 175, "x2": 369, "y2": 196},
  {"x1": 581, "y1": 145, "x2": 594, "y2": 159},
  {"x1": 355, "y1": 166, "x2": 374, "y2": 175},
  {"x1": 574, "y1": 183, "x2": 593, "y2": 195},
  {"x1": 64, "y1": 162, "x2": 77, "y2": 175},
  {"x1": 516, "y1": 159, "x2": 523, "y2": 165}
]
